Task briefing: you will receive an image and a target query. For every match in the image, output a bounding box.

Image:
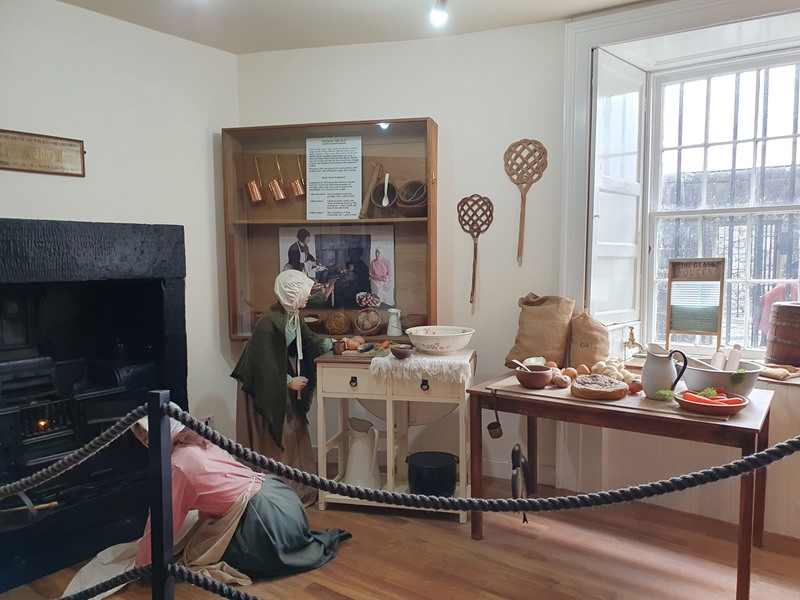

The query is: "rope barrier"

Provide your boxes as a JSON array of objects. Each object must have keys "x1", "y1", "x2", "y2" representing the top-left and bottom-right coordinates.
[
  {"x1": 1, "y1": 400, "x2": 791, "y2": 600},
  {"x1": 0, "y1": 405, "x2": 148, "y2": 500}
]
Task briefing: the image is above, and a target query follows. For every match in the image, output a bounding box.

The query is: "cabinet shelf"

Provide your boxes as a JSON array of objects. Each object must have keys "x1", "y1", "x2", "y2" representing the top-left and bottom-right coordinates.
[
  {"x1": 221, "y1": 118, "x2": 438, "y2": 340},
  {"x1": 230, "y1": 217, "x2": 428, "y2": 226}
]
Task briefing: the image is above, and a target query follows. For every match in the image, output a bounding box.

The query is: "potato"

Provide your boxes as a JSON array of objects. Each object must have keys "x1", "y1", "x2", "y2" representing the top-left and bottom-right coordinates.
[
  {"x1": 576, "y1": 364, "x2": 591, "y2": 375},
  {"x1": 552, "y1": 373, "x2": 571, "y2": 388},
  {"x1": 545, "y1": 360, "x2": 559, "y2": 369},
  {"x1": 563, "y1": 367, "x2": 578, "y2": 380}
]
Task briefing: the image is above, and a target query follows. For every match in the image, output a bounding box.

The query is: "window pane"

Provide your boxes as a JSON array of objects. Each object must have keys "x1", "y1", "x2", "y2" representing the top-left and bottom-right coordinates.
[
  {"x1": 679, "y1": 147, "x2": 704, "y2": 209},
  {"x1": 765, "y1": 64, "x2": 797, "y2": 138},
  {"x1": 682, "y1": 79, "x2": 708, "y2": 146},
  {"x1": 662, "y1": 84, "x2": 680, "y2": 148},
  {"x1": 702, "y1": 215, "x2": 747, "y2": 277},
  {"x1": 749, "y1": 213, "x2": 799, "y2": 280},
  {"x1": 724, "y1": 281, "x2": 748, "y2": 345},
  {"x1": 708, "y1": 74, "x2": 735, "y2": 143},
  {"x1": 756, "y1": 138, "x2": 797, "y2": 206},
  {"x1": 707, "y1": 144, "x2": 733, "y2": 208},
  {"x1": 655, "y1": 217, "x2": 700, "y2": 278},
  {"x1": 660, "y1": 149, "x2": 678, "y2": 209},
  {"x1": 736, "y1": 71, "x2": 757, "y2": 140}
]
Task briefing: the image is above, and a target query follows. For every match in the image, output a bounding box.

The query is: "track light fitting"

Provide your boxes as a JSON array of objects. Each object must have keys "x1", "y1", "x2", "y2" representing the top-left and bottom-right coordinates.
[{"x1": 429, "y1": 0, "x2": 449, "y2": 28}]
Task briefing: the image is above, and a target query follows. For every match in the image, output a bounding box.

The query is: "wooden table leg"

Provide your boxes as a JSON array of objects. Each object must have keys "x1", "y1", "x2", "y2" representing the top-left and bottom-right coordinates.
[
  {"x1": 470, "y1": 393, "x2": 484, "y2": 540},
  {"x1": 527, "y1": 416, "x2": 537, "y2": 494},
  {"x1": 753, "y1": 412, "x2": 770, "y2": 547},
  {"x1": 736, "y1": 439, "x2": 757, "y2": 600}
]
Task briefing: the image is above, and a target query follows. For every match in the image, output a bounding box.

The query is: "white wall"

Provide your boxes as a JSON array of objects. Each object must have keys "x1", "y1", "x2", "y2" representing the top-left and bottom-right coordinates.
[
  {"x1": 0, "y1": 0, "x2": 240, "y2": 433},
  {"x1": 236, "y1": 23, "x2": 566, "y2": 475}
]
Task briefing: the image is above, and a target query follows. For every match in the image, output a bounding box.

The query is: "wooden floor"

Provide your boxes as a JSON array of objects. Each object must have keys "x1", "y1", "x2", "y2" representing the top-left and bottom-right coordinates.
[{"x1": 4, "y1": 478, "x2": 800, "y2": 600}]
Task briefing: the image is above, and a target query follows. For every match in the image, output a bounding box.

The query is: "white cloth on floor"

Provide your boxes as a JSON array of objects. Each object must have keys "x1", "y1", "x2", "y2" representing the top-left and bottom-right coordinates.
[
  {"x1": 369, "y1": 349, "x2": 474, "y2": 383},
  {"x1": 63, "y1": 510, "x2": 200, "y2": 599}
]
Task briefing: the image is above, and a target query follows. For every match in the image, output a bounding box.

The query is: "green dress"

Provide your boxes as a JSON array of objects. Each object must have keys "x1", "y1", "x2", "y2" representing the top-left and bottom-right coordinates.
[{"x1": 221, "y1": 475, "x2": 351, "y2": 578}]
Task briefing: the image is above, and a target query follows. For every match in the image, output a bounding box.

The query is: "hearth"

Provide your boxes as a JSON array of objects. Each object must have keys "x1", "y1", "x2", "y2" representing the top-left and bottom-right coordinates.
[{"x1": 0, "y1": 218, "x2": 187, "y2": 591}]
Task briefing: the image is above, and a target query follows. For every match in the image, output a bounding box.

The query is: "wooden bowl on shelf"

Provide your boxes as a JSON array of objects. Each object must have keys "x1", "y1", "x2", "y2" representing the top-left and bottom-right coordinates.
[
  {"x1": 303, "y1": 313, "x2": 324, "y2": 333},
  {"x1": 354, "y1": 308, "x2": 382, "y2": 336}
]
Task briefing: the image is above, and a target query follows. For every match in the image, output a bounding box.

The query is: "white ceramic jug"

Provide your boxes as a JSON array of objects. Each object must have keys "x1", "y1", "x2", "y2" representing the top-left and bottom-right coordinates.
[
  {"x1": 342, "y1": 417, "x2": 381, "y2": 490},
  {"x1": 641, "y1": 343, "x2": 688, "y2": 400},
  {"x1": 387, "y1": 308, "x2": 402, "y2": 337}
]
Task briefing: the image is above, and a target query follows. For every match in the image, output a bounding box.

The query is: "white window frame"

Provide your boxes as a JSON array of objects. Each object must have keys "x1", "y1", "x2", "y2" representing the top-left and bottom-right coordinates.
[
  {"x1": 646, "y1": 50, "x2": 800, "y2": 356},
  {"x1": 562, "y1": 0, "x2": 800, "y2": 353}
]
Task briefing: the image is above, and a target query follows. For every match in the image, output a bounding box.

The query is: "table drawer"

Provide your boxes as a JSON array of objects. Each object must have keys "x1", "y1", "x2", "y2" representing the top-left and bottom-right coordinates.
[
  {"x1": 392, "y1": 375, "x2": 463, "y2": 399},
  {"x1": 321, "y1": 367, "x2": 387, "y2": 396}
]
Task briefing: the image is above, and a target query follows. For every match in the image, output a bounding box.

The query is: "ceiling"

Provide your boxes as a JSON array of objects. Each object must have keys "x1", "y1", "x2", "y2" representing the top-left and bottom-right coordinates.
[{"x1": 56, "y1": 0, "x2": 652, "y2": 55}]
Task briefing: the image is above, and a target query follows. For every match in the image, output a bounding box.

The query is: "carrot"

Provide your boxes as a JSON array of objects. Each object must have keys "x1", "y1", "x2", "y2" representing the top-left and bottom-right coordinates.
[
  {"x1": 378, "y1": 340, "x2": 390, "y2": 349},
  {"x1": 717, "y1": 398, "x2": 746, "y2": 405},
  {"x1": 683, "y1": 392, "x2": 724, "y2": 404}
]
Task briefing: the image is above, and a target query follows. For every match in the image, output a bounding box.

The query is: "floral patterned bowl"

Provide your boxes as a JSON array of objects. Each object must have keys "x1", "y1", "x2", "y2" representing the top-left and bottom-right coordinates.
[{"x1": 405, "y1": 326, "x2": 475, "y2": 355}]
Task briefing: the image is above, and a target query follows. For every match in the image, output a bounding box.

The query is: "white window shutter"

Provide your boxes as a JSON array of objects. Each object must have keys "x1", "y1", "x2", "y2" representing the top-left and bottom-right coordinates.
[{"x1": 588, "y1": 49, "x2": 647, "y2": 326}]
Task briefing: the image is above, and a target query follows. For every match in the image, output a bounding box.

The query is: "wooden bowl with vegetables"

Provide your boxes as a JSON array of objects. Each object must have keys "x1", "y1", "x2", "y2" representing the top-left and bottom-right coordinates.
[{"x1": 674, "y1": 388, "x2": 749, "y2": 416}]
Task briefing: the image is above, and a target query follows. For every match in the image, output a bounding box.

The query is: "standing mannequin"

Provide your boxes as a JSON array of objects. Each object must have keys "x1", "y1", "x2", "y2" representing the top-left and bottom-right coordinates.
[{"x1": 231, "y1": 270, "x2": 332, "y2": 505}]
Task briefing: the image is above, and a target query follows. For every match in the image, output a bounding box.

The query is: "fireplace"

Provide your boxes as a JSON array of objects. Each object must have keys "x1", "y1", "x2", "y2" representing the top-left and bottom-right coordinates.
[{"x1": 0, "y1": 218, "x2": 187, "y2": 591}]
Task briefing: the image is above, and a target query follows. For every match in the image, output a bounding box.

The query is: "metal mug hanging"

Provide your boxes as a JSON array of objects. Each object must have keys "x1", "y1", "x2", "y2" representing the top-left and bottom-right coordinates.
[
  {"x1": 267, "y1": 155, "x2": 287, "y2": 201},
  {"x1": 289, "y1": 155, "x2": 306, "y2": 199},
  {"x1": 245, "y1": 157, "x2": 264, "y2": 203}
]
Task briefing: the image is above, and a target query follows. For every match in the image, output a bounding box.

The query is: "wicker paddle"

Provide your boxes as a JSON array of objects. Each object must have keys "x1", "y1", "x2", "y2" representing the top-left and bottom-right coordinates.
[
  {"x1": 457, "y1": 194, "x2": 494, "y2": 304},
  {"x1": 503, "y1": 139, "x2": 548, "y2": 264}
]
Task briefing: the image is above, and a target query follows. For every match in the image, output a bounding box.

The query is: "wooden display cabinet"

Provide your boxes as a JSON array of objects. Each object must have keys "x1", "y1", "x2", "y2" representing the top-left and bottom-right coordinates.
[{"x1": 222, "y1": 118, "x2": 438, "y2": 340}]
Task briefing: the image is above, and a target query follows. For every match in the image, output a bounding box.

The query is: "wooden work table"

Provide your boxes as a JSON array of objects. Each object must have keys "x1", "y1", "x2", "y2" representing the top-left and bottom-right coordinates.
[{"x1": 468, "y1": 373, "x2": 772, "y2": 600}]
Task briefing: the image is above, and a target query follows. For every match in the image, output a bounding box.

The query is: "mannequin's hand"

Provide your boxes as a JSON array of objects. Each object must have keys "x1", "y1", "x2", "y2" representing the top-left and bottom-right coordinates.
[{"x1": 288, "y1": 376, "x2": 308, "y2": 392}]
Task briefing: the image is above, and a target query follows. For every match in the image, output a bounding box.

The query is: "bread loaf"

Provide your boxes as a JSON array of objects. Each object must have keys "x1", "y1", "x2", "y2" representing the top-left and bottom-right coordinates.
[{"x1": 570, "y1": 374, "x2": 628, "y2": 401}]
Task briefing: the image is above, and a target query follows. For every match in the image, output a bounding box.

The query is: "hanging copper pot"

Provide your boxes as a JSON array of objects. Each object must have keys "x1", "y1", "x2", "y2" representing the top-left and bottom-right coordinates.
[
  {"x1": 245, "y1": 157, "x2": 264, "y2": 203},
  {"x1": 267, "y1": 155, "x2": 287, "y2": 201},
  {"x1": 290, "y1": 155, "x2": 306, "y2": 199}
]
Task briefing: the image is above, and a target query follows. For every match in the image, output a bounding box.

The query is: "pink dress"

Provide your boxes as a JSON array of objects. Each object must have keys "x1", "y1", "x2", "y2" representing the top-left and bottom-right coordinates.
[
  {"x1": 135, "y1": 443, "x2": 261, "y2": 566},
  {"x1": 369, "y1": 257, "x2": 394, "y2": 305}
]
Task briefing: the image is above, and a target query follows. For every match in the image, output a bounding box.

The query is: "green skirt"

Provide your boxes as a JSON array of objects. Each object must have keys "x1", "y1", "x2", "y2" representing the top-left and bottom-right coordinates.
[{"x1": 221, "y1": 475, "x2": 350, "y2": 578}]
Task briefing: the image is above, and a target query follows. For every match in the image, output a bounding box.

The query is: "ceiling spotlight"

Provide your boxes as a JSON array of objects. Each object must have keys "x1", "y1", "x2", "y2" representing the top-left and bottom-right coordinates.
[
  {"x1": 429, "y1": 0, "x2": 449, "y2": 28},
  {"x1": 378, "y1": 122, "x2": 390, "y2": 130}
]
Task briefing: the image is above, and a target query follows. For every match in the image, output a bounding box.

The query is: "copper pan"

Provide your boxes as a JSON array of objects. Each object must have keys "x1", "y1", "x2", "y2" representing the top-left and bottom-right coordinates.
[
  {"x1": 246, "y1": 157, "x2": 264, "y2": 203},
  {"x1": 290, "y1": 155, "x2": 306, "y2": 199},
  {"x1": 267, "y1": 155, "x2": 287, "y2": 201}
]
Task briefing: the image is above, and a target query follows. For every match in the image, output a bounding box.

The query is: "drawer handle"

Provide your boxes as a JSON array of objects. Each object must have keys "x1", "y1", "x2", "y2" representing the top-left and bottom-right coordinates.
[
  {"x1": 420, "y1": 379, "x2": 430, "y2": 391},
  {"x1": 350, "y1": 376, "x2": 358, "y2": 388}
]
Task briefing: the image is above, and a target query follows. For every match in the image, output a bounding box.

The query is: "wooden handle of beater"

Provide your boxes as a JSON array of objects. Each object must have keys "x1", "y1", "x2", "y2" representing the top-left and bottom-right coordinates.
[
  {"x1": 470, "y1": 238, "x2": 478, "y2": 304},
  {"x1": 517, "y1": 187, "x2": 527, "y2": 263}
]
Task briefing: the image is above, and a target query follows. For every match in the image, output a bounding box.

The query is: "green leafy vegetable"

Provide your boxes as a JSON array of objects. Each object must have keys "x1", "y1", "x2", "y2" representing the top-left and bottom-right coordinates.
[
  {"x1": 698, "y1": 387, "x2": 718, "y2": 398},
  {"x1": 656, "y1": 389, "x2": 675, "y2": 401},
  {"x1": 730, "y1": 368, "x2": 746, "y2": 385}
]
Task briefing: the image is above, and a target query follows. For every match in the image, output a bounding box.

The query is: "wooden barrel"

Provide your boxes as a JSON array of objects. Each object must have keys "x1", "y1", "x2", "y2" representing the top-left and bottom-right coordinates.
[{"x1": 765, "y1": 302, "x2": 800, "y2": 366}]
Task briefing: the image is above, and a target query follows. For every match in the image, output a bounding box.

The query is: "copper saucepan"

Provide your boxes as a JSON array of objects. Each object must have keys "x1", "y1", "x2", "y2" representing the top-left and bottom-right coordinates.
[
  {"x1": 267, "y1": 155, "x2": 287, "y2": 201},
  {"x1": 246, "y1": 157, "x2": 264, "y2": 203},
  {"x1": 290, "y1": 155, "x2": 306, "y2": 199}
]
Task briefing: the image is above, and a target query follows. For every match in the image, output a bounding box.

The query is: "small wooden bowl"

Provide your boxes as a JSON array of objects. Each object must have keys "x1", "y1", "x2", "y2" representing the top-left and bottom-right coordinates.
[
  {"x1": 354, "y1": 308, "x2": 381, "y2": 336},
  {"x1": 303, "y1": 313, "x2": 324, "y2": 333},
  {"x1": 371, "y1": 182, "x2": 397, "y2": 209},
  {"x1": 515, "y1": 365, "x2": 553, "y2": 389},
  {"x1": 390, "y1": 344, "x2": 414, "y2": 359}
]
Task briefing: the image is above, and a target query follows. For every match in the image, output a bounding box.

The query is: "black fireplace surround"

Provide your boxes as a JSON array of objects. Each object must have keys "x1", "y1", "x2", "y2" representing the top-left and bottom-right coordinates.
[{"x1": 0, "y1": 218, "x2": 187, "y2": 591}]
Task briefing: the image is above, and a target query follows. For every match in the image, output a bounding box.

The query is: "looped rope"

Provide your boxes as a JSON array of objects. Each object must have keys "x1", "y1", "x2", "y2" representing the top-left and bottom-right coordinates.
[
  {"x1": 0, "y1": 405, "x2": 148, "y2": 500},
  {"x1": 58, "y1": 566, "x2": 152, "y2": 600},
  {"x1": 0, "y1": 400, "x2": 789, "y2": 600}
]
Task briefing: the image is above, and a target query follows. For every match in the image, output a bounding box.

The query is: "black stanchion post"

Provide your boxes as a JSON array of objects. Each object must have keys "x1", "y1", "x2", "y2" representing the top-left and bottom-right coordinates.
[{"x1": 148, "y1": 390, "x2": 174, "y2": 600}]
